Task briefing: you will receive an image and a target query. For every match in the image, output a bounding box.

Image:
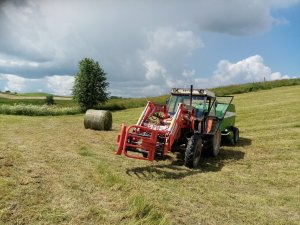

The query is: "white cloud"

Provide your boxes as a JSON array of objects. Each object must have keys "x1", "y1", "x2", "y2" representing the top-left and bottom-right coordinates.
[
  {"x1": 1, "y1": 74, "x2": 27, "y2": 92},
  {"x1": 0, "y1": 54, "x2": 292, "y2": 97},
  {"x1": 0, "y1": 73, "x2": 74, "y2": 95},
  {"x1": 144, "y1": 60, "x2": 166, "y2": 81},
  {"x1": 212, "y1": 55, "x2": 290, "y2": 85},
  {"x1": 143, "y1": 28, "x2": 203, "y2": 59},
  {"x1": 0, "y1": 55, "x2": 39, "y2": 68},
  {"x1": 137, "y1": 27, "x2": 203, "y2": 94},
  {"x1": 0, "y1": 0, "x2": 299, "y2": 96},
  {"x1": 45, "y1": 75, "x2": 74, "y2": 96}
]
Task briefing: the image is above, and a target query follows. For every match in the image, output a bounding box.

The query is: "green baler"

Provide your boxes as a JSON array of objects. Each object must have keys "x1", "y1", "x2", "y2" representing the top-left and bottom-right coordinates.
[{"x1": 216, "y1": 101, "x2": 239, "y2": 144}]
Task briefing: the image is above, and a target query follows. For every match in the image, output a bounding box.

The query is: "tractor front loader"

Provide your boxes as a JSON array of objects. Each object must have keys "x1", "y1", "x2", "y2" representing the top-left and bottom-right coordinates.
[{"x1": 116, "y1": 86, "x2": 239, "y2": 168}]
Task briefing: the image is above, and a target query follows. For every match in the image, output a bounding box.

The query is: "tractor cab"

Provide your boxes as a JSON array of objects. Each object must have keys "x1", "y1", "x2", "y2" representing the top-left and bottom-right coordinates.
[{"x1": 167, "y1": 88, "x2": 216, "y2": 118}]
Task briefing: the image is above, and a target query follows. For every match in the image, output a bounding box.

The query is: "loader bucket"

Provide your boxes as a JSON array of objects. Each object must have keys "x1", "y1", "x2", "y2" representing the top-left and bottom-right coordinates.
[{"x1": 116, "y1": 124, "x2": 159, "y2": 161}]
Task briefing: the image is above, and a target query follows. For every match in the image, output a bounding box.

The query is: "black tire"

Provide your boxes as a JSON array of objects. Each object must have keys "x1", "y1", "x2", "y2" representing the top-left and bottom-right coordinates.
[
  {"x1": 232, "y1": 127, "x2": 239, "y2": 145},
  {"x1": 211, "y1": 129, "x2": 221, "y2": 156},
  {"x1": 203, "y1": 129, "x2": 221, "y2": 157},
  {"x1": 171, "y1": 140, "x2": 181, "y2": 152},
  {"x1": 184, "y1": 135, "x2": 202, "y2": 168}
]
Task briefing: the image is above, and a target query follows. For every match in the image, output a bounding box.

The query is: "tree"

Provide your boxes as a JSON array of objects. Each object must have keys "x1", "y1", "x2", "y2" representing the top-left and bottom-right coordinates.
[
  {"x1": 45, "y1": 95, "x2": 55, "y2": 105},
  {"x1": 73, "y1": 58, "x2": 109, "y2": 110}
]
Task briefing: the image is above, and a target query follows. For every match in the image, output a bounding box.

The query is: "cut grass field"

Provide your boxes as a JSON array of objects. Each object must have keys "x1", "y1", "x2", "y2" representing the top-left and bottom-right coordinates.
[{"x1": 0, "y1": 85, "x2": 299, "y2": 224}]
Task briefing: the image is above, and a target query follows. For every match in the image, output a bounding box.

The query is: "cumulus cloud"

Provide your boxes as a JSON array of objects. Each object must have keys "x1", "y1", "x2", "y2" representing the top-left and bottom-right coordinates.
[
  {"x1": 1, "y1": 74, "x2": 27, "y2": 92},
  {"x1": 212, "y1": 55, "x2": 290, "y2": 85},
  {"x1": 0, "y1": 0, "x2": 299, "y2": 96},
  {"x1": 139, "y1": 27, "x2": 203, "y2": 90},
  {"x1": 45, "y1": 75, "x2": 75, "y2": 96},
  {"x1": 144, "y1": 60, "x2": 166, "y2": 82},
  {"x1": 0, "y1": 73, "x2": 74, "y2": 95}
]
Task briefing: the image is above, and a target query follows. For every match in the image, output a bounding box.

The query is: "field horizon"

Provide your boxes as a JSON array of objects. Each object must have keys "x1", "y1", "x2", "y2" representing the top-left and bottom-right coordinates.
[{"x1": 0, "y1": 78, "x2": 299, "y2": 115}]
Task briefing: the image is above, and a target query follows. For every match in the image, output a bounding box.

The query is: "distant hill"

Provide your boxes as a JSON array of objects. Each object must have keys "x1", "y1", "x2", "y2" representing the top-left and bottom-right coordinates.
[
  {"x1": 1, "y1": 78, "x2": 299, "y2": 111},
  {"x1": 210, "y1": 78, "x2": 300, "y2": 95},
  {"x1": 99, "y1": 78, "x2": 300, "y2": 110},
  {"x1": 17, "y1": 92, "x2": 52, "y2": 97},
  {"x1": 0, "y1": 92, "x2": 72, "y2": 100}
]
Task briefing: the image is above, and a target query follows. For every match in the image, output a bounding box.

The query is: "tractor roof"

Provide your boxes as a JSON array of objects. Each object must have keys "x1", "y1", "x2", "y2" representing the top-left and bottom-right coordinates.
[{"x1": 171, "y1": 88, "x2": 215, "y2": 98}]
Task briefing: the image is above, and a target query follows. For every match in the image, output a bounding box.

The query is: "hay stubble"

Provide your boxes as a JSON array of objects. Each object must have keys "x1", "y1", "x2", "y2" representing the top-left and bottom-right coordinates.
[{"x1": 0, "y1": 85, "x2": 299, "y2": 224}]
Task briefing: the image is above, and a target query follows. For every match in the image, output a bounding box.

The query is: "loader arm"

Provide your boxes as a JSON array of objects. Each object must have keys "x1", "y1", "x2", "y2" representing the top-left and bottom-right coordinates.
[
  {"x1": 116, "y1": 101, "x2": 169, "y2": 161},
  {"x1": 164, "y1": 103, "x2": 190, "y2": 154},
  {"x1": 116, "y1": 101, "x2": 191, "y2": 161}
]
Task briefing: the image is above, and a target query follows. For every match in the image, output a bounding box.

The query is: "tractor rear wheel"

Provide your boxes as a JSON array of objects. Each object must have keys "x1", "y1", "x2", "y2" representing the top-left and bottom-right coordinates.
[
  {"x1": 232, "y1": 127, "x2": 239, "y2": 145},
  {"x1": 184, "y1": 135, "x2": 202, "y2": 168}
]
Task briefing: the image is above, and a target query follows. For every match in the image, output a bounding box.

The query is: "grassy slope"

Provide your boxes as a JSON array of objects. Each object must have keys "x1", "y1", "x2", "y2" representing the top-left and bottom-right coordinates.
[
  {"x1": 0, "y1": 85, "x2": 299, "y2": 224},
  {"x1": 0, "y1": 98, "x2": 78, "y2": 108},
  {"x1": 210, "y1": 78, "x2": 300, "y2": 95},
  {"x1": 1, "y1": 79, "x2": 299, "y2": 111},
  {"x1": 16, "y1": 92, "x2": 51, "y2": 97}
]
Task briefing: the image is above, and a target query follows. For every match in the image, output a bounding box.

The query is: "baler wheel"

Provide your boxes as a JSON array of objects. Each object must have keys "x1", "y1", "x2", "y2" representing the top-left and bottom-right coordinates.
[
  {"x1": 232, "y1": 127, "x2": 239, "y2": 145},
  {"x1": 184, "y1": 135, "x2": 202, "y2": 168}
]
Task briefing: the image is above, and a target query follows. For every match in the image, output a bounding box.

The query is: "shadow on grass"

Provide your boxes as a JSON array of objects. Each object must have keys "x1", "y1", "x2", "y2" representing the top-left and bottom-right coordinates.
[
  {"x1": 221, "y1": 137, "x2": 252, "y2": 147},
  {"x1": 237, "y1": 137, "x2": 252, "y2": 147},
  {"x1": 126, "y1": 148, "x2": 245, "y2": 180}
]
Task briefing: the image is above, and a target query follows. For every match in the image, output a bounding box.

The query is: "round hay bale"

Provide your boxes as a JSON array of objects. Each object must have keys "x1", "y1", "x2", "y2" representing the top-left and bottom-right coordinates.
[{"x1": 84, "y1": 110, "x2": 112, "y2": 131}]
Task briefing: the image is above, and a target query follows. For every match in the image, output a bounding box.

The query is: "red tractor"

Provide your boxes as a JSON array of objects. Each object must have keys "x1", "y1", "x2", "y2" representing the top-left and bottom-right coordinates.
[{"x1": 116, "y1": 86, "x2": 238, "y2": 168}]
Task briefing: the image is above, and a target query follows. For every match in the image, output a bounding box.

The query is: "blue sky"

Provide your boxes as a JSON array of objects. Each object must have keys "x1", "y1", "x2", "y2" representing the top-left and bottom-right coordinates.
[{"x1": 0, "y1": 0, "x2": 299, "y2": 97}]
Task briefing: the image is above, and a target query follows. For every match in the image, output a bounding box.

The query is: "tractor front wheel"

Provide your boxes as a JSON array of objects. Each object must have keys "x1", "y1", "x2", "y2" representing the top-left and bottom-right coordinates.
[
  {"x1": 211, "y1": 129, "x2": 221, "y2": 156},
  {"x1": 203, "y1": 129, "x2": 221, "y2": 157},
  {"x1": 184, "y1": 135, "x2": 202, "y2": 168}
]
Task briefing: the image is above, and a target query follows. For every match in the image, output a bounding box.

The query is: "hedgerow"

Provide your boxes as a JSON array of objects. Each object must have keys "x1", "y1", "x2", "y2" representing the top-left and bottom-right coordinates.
[{"x1": 0, "y1": 104, "x2": 81, "y2": 116}]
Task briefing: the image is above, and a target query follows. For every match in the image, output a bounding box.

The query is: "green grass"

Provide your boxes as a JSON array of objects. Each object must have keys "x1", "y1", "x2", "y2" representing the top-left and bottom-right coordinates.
[
  {"x1": 0, "y1": 91, "x2": 49, "y2": 97},
  {"x1": 0, "y1": 93, "x2": 166, "y2": 115},
  {"x1": 99, "y1": 95, "x2": 167, "y2": 110},
  {"x1": 0, "y1": 91, "x2": 69, "y2": 97},
  {"x1": 0, "y1": 104, "x2": 81, "y2": 116},
  {"x1": 210, "y1": 78, "x2": 300, "y2": 95},
  {"x1": 0, "y1": 98, "x2": 78, "y2": 107},
  {"x1": 16, "y1": 92, "x2": 53, "y2": 97},
  {"x1": 0, "y1": 85, "x2": 299, "y2": 224},
  {"x1": 1, "y1": 79, "x2": 299, "y2": 113}
]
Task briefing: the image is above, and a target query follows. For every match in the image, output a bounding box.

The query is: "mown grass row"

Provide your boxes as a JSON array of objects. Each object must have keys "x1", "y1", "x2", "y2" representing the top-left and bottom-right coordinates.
[
  {"x1": 0, "y1": 104, "x2": 81, "y2": 116},
  {"x1": 77, "y1": 146, "x2": 168, "y2": 224},
  {"x1": 1, "y1": 85, "x2": 299, "y2": 224}
]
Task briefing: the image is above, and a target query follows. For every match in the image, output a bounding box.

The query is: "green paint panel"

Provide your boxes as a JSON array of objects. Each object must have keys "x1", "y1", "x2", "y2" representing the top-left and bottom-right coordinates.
[{"x1": 216, "y1": 103, "x2": 236, "y2": 132}]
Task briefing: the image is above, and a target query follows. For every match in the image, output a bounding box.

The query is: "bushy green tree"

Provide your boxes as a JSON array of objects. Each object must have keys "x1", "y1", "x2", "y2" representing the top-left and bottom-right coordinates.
[
  {"x1": 45, "y1": 95, "x2": 55, "y2": 105},
  {"x1": 73, "y1": 58, "x2": 109, "y2": 110}
]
